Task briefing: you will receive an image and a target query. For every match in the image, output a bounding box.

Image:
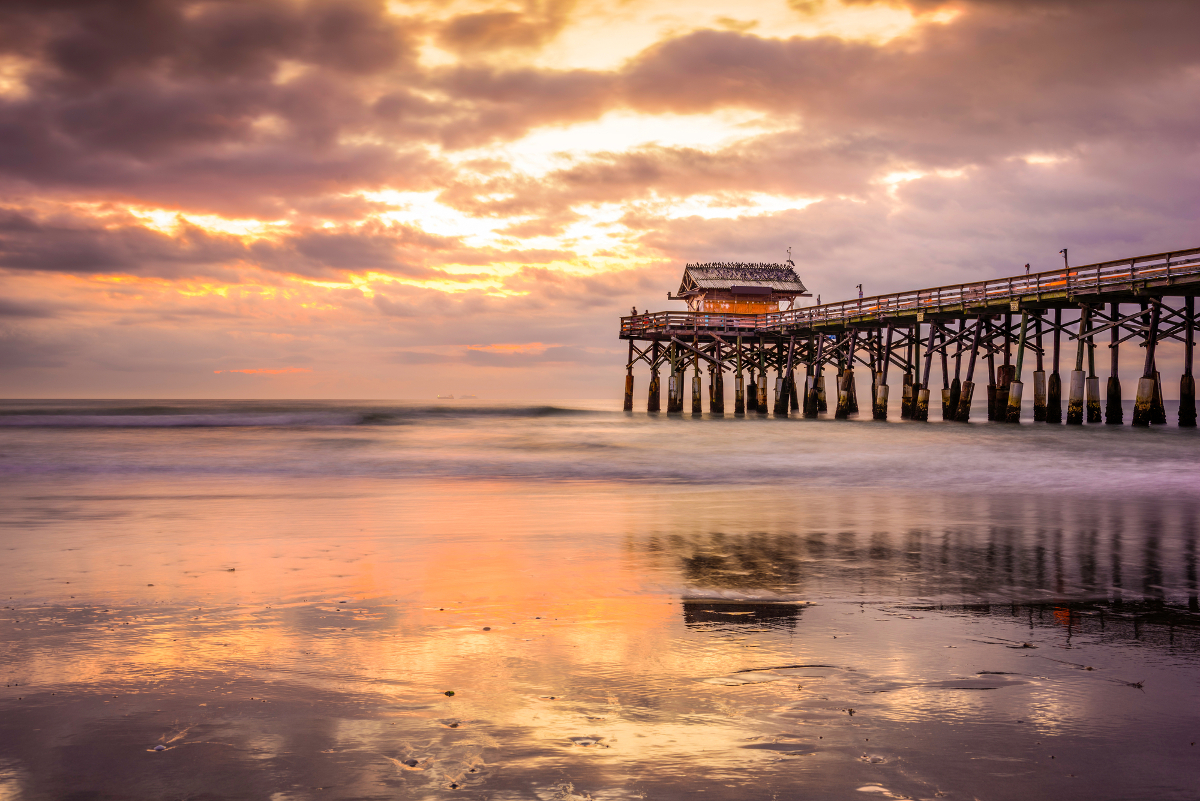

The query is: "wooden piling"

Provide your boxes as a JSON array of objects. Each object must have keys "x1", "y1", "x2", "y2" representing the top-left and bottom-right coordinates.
[
  {"x1": 835, "y1": 368, "x2": 850, "y2": 418},
  {"x1": 1085, "y1": 313, "x2": 1101, "y2": 423},
  {"x1": 624, "y1": 340, "x2": 635, "y2": 411},
  {"x1": 666, "y1": 343, "x2": 680, "y2": 413},
  {"x1": 940, "y1": 330, "x2": 952, "y2": 420},
  {"x1": 744, "y1": 340, "x2": 756, "y2": 413},
  {"x1": 691, "y1": 337, "x2": 702, "y2": 415},
  {"x1": 1067, "y1": 307, "x2": 1089, "y2": 425},
  {"x1": 955, "y1": 317, "x2": 984, "y2": 422},
  {"x1": 1047, "y1": 308, "x2": 1063, "y2": 424},
  {"x1": 1182, "y1": 297, "x2": 1197, "y2": 427},
  {"x1": 734, "y1": 336, "x2": 744, "y2": 414},
  {"x1": 1033, "y1": 313, "x2": 1047, "y2": 421},
  {"x1": 779, "y1": 336, "x2": 796, "y2": 417},
  {"x1": 710, "y1": 340, "x2": 725, "y2": 414},
  {"x1": 846, "y1": 332, "x2": 859, "y2": 414},
  {"x1": 835, "y1": 335, "x2": 851, "y2": 419},
  {"x1": 873, "y1": 325, "x2": 893, "y2": 420},
  {"x1": 1152, "y1": 367, "x2": 1167, "y2": 425},
  {"x1": 756, "y1": 340, "x2": 769, "y2": 414},
  {"x1": 995, "y1": 313, "x2": 1012, "y2": 417},
  {"x1": 913, "y1": 323, "x2": 935, "y2": 421},
  {"x1": 805, "y1": 335, "x2": 825, "y2": 417},
  {"x1": 1005, "y1": 311, "x2": 1028, "y2": 422},
  {"x1": 901, "y1": 328, "x2": 914, "y2": 418},
  {"x1": 985, "y1": 320, "x2": 998, "y2": 421},
  {"x1": 1133, "y1": 303, "x2": 1160, "y2": 426},
  {"x1": 949, "y1": 321, "x2": 963, "y2": 420},
  {"x1": 1105, "y1": 302, "x2": 1122, "y2": 425},
  {"x1": 647, "y1": 341, "x2": 661, "y2": 413}
]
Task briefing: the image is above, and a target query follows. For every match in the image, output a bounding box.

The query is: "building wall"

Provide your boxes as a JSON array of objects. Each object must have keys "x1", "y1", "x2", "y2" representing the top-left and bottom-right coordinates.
[{"x1": 698, "y1": 299, "x2": 781, "y2": 313}]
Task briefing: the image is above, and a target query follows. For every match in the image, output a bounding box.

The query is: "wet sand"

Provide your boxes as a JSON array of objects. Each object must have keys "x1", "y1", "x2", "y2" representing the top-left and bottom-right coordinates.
[{"x1": 1, "y1": 401, "x2": 1198, "y2": 799}]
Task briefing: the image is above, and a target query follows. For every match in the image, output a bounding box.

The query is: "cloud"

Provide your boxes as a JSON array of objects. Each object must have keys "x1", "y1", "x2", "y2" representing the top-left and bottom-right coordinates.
[
  {"x1": 3, "y1": 0, "x2": 1200, "y2": 399},
  {"x1": 437, "y1": 0, "x2": 577, "y2": 54},
  {"x1": 0, "y1": 204, "x2": 557, "y2": 281},
  {"x1": 215, "y1": 367, "x2": 313, "y2": 374}
]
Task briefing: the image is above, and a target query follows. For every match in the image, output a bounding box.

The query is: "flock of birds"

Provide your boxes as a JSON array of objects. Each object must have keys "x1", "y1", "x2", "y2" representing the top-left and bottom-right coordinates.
[{"x1": 684, "y1": 262, "x2": 800, "y2": 281}]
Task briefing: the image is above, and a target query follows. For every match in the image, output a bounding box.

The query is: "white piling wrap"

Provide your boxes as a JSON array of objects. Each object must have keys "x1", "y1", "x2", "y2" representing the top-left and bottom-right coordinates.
[
  {"x1": 1007, "y1": 381, "x2": 1024, "y2": 410},
  {"x1": 1069, "y1": 370, "x2": 1086, "y2": 404},
  {"x1": 1033, "y1": 371, "x2": 1046, "y2": 406},
  {"x1": 1135, "y1": 377, "x2": 1156, "y2": 406}
]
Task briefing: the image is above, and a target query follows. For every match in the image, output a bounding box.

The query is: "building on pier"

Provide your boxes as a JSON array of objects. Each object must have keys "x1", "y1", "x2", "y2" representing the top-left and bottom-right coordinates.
[{"x1": 669, "y1": 262, "x2": 810, "y2": 313}]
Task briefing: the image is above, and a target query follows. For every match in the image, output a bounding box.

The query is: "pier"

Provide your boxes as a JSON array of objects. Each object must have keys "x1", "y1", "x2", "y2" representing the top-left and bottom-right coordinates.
[{"x1": 619, "y1": 246, "x2": 1200, "y2": 426}]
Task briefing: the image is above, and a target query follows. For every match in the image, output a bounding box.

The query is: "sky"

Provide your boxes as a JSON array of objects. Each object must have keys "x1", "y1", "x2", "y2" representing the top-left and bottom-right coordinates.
[{"x1": 1, "y1": 0, "x2": 1198, "y2": 400}]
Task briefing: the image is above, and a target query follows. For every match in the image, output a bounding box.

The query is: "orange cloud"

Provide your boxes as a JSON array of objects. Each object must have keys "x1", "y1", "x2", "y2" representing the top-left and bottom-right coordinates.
[
  {"x1": 467, "y1": 342, "x2": 551, "y2": 354},
  {"x1": 214, "y1": 368, "x2": 313, "y2": 375}
]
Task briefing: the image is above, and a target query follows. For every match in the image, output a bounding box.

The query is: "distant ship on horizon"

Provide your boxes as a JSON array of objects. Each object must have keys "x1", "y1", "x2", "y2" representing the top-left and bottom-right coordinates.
[{"x1": 436, "y1": 394, "x2": 453, "y2": 399}]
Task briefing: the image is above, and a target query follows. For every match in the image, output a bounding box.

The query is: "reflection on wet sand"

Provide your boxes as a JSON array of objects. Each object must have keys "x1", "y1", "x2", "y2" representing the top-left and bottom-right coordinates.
[
  {"x1": 1, "y1": 479, "x2": 1199, "y2": 800},
  {"x1": 635, "y1": 498, "x2": 1200, "y2": 611}
]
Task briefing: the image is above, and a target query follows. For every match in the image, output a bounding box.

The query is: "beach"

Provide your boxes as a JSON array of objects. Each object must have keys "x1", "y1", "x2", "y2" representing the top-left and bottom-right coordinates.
[{"x1": 1, "y1": 400, "x2": 1198, "y2": 800}]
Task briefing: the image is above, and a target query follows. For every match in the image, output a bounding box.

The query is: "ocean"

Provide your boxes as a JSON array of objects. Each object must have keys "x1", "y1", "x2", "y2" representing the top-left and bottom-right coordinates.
[{"x1": 1, "y1": 399, "x2": 1198, "y2": 800}]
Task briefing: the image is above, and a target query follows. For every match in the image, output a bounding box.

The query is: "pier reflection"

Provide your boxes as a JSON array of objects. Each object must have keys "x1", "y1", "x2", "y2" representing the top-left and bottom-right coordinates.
[
  {"x1": 631, "y1": 496, "x2": 1200, "y2": 640},
  {"x1": 681, "y1": 600, "x2": 803, "y2": 630}
]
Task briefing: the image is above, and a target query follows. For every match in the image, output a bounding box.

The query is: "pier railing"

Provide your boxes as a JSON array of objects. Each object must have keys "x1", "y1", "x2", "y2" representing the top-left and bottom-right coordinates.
[{"x1": 620, "y1": 247, "x2": 1200, "y2": 337}]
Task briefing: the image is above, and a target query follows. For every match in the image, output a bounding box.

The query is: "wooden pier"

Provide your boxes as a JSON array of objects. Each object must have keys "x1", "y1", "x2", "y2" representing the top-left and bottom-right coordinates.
[{"x1": 619, "y1": 246, "x2": 1200, "y2": 426}]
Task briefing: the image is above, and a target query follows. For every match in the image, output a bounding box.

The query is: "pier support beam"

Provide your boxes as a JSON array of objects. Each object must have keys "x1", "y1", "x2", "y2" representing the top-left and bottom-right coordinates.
[
  {"x1": 836, "y1": 368, "x2": 851, "y2": 418},
  {"x1": 985, "y1": 319, "x2": 998, "y2": 421},
  {"x1": 913, "y1": 323, "x2": 935, "y2": 421},
  {"x1": 647, "y1": 342, "x2": 661, "y2": 413},
  {"x1": 748, "y1": 340, "x2": 758, "y2": 412},
  {"x1": 667, "y1": 343, "x2": 683, "y2": 413},
  {"x1": 955, "y1": 317, "x2": 984, "y2": 422},
  {"x1": 1106, "y1": 302, "x2": 1122, "y2": 425},
  {"x1": 710, "y1": 341, "x2": 724, "y2": 415},
  {"x1": 1005, "y1": 311, "x2": 1028, "y2": 422},
  {"x1": 733, "y1": 337, "x2": 745, "y2": 414},
  {"x1": 835, "y1": 334, "x2": 851, "y2": 419},
  {"x1": 1067, "y1": 307, "x2": 1090, "y2": 425},
  {"x1": 1047, "y1": 309, "x2": 1063, "y2": 424},
  {"x1": 940, "y1": 330, "x2": 952, "y2": 420},
  {"x1": 1033, "y1": 314, "x2": 1046, "y2": 421},
  {"x1": 1133, "y1": 303, "x2": 1161, "y2": 426},
  {"x1": 1183, "y1": 297, "x2": 1197, "y2": 427},
  {"x1": 1086, "y1": 316, "x2": 1101, "y2": 423},
  {"x1": 1152, "y1": 367, "x2": 1167, "y2": 425},
  {"x1": 756, "y1": 341, "x2": 769, "y2": 415},
  {"x1": 948, "y1": 321, "x2": 963, "y2": 421},
  {"x1": 843, "y1": 332, "x2": 858, "y2": 415},
  {"x1": 623, "y1": 341, "x2": 634, "y2": 411},
  {"x1": 816, "y1": 347, "x2": 828, "y2": 412},
  {"x1": 805, "y1": 335, "x2": 825, "y2": 418},
  {"x1": 995, "y1": 313, "x2": 1012, "y2": 418},
  {"x1": 873, "y1": 325, "x2": 892, "y2": 420}
]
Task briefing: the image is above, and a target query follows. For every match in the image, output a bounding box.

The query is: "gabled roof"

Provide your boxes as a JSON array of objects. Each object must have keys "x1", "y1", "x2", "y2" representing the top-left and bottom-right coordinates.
[{"x1": 678, "y1": 262, "x2": 808, "y2": 295}]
